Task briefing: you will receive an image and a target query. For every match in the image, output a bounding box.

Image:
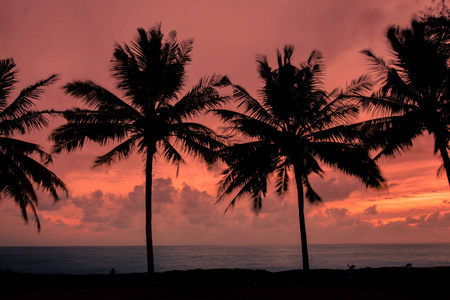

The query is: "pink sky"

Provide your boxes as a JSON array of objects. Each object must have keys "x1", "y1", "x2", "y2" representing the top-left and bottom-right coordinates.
[{"x1": 1, "y1": 0, "x2": 449, "y2": 246}]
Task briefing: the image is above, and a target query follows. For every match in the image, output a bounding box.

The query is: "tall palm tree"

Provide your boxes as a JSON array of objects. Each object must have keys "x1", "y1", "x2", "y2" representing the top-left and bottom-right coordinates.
[
  {"x1": 0, "y1": 58, "x2": 67, "y2": 231},
  {"x1": 214, "y1": 46, "x2": 385, "y2": 271},
  {"x1": 356, "y1": 14, "x2": 450, "y2": 185},
  {"x1": 51, "y1": 24, "x2": 230, "y2": 274}
]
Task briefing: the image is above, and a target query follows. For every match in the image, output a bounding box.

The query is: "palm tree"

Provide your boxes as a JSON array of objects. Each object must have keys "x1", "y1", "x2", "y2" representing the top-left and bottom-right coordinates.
[
  {"x1": 51, "y1": 24, "x2": 230, "y2": 274},
  {"x1": 0, "y1": 58, "x2": 67, "y2": 231},
  {"x1": 356, "y1": 14, "x2": 450, "y2": 185},
  {"x1": 214, "y1": 46, "x2": 385, "y2": 271}
]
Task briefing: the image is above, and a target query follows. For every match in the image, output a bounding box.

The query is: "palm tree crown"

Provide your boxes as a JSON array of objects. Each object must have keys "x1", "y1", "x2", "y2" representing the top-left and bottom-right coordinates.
[
  {"x1": 215, "y1": 46, "x2": 385, "y2": 270},
  {"x1": 357, "y1": 14, "x2": 450, "y2": 184},
  {"x1": 51, "y1": 24, "x2": 230, "y2": 273},
  {"x1": 0, "y1": 58, "x2": 67, "y2": 230}
]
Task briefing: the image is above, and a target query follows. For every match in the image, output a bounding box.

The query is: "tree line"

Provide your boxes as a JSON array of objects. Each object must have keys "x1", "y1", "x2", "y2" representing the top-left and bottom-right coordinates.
[{"x1": 0, "y1": 7, "x2": 448, "y2": 273}]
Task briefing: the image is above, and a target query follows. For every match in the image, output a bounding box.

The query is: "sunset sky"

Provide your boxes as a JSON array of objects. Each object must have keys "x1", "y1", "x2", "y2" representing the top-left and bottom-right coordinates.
[{"x1": 1, "y1": 0, "x2": 450, "y2": 247}]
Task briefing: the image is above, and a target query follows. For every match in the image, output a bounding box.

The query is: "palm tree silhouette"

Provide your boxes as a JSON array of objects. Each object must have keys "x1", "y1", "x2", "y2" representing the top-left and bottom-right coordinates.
[
  {"x1": 214, "y1": 47, "x2": 385, "y2": 271},
  {"x1": 357, "y1": 15, "x2": 450, "y2": 185},
  {"x1": 51, "y1": 25, "x2": 230, "y2": 273},
  {"x1": 0, "y1": 58, "x2": 67, "y2": 230}
]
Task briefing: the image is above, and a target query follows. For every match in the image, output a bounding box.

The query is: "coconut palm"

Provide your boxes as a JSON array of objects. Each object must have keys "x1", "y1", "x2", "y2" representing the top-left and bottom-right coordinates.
[
  {"x1": 214, "y1": 46, "x2": 385, "y2": 271},
  {"x1": 51, "y1": 24, "x2": 230, "y2": 274},
  {"x1": 356, "y1": 14, "x2": 450, "y2": 185},
  {"x1": 0, "y1": 58, "x2": 67, "y2": 231}
]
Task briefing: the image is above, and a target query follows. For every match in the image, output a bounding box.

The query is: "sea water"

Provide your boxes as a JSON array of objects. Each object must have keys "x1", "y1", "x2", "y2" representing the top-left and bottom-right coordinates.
[{"x1": 1, "y1": 243, "x2": 450, "y2": 274}]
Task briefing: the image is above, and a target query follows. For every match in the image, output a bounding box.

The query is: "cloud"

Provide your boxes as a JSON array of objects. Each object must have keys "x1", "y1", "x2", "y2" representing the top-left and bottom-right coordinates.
[
  {"x1": 72, "y1": 190, "x2": 107, "y2": 223},
  {"x1": 364, "y1": 205, "x2": 378, "y2": 215},
  {"x1": 325, "y1": 207, "x2": 349, "y2": 219},
  {"x1": 180, "y1": 184, "x2": 221, "y2": 228},
  {"x1": 403, "y1": 211, "x2": 450, "y2": 228},
  {"x1": 310, "y1": 176, "x2": 362, "y2": 202},
  {"x1": 52, "y1": 185, "x2": 147, "y2": 232},
  {"x1": 153, "y1": 178, "x2": 176, "y2": 204},
  {"x1": 308, "y1": 205, "x2": 450, "y2": 244},
  {"x1": 152, "y1": 177, "x2": 177, "y2": 214},
  {"x1": 36, "y1": 192, "x2": 66, "y2": 212},
  {"x1": 109, "y1": 185, "x2": 145, "y2": 229}
]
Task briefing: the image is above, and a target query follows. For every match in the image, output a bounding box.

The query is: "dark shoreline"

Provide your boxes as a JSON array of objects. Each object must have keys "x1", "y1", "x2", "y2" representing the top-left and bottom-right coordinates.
[{"x1": 2, "y1": 267, "x2": 450, "y2": 299}]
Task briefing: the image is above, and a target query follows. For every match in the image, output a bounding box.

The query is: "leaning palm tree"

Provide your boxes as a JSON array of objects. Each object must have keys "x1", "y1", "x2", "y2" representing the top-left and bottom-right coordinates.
[
  {"x1": 0, "y1": 58, "x2": 67, "y2": 231},
  {"x1": 214, "y1": 46, "x2": 385, "y2": 271},
  {"x1": 356, "y1": 14, "x2": 450, "y2": 185},
  {"x1": 51, "y1": 24, "x2": 230, "y2": 274}
]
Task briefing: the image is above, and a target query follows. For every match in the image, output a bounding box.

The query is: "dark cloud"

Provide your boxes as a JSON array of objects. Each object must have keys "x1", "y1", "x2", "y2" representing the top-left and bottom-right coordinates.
[
  {"x1": 310, "y1": 176, "x2": 362, "y2": 202},
  {"x1": 403, "y1": 211, "x2": 450, "y2": 228},
  {"x1": 72, "y1": 190, "x2": 107, "y2": 223},
  {"x1": 109, "y1": 185, "x2": 145, "y2": 229},
  {"x1": 180, "y1": 185, "x2": 219, "y2": 227},
  {"x1": 309, "y1": 207, "x2": 450, "y2": 244},
  {"x1": 323, "y1": 207, "x2": 362, "y2": 228},
  {"x1": 364, "y1": 205, "x2": 378, "y2": 215},
  {"x1": 153, "y1": 178, "x2": 176, "y2": 204},
  {"x1": 152, "y1": 177, "x2": 178, "y2": 214},
  {"x1": 325, "y1": 207, "x2": 349, "y2": 219},
  {"x1": 56, "y1": 185, "x2": 146, "y2": 231},
  {"x1": 35, "y1": 192, "x2": 66, "y2": 212}
]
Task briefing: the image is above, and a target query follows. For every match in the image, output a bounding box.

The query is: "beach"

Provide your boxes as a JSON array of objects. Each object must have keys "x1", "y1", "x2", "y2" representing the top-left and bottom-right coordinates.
[{"x1": 2, "y1": 267, "x2": 450, "y2": 299}]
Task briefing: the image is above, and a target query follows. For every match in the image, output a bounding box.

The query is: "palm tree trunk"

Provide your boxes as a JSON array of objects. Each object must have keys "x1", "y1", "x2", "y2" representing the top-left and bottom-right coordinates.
[
  {"x1": 294, "y1": 166, "x2": 310, "y2": 271},
  {"x1": 145, "y1": 151, "x2": 155, "y2": 274}
]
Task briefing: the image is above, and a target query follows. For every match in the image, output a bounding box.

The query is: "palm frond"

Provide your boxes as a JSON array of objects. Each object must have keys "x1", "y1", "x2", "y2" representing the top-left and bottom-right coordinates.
[
  {"x1": 217, "y1": 142, "x2": 280, "y2": 213},
  {"x1": 172, "y1": 122, "x2": 226, "y2": 165},
  {"x1": 310, "y1": 123, "x2": 361, "y2": 144},
  {"x1": 111, "y1": 40, "x2": 149, "y2": 107},
  {"x1": 63, "y1": 81, "x2": 141, "y2": 117},
  {"x1": 358, "y1": 92, "x2": 414, "y2": 117},
  {"x1": 305, "y1": 99, "x2": 359, "y2": 134},
  {"x1": 341, "y1": 74, "x2": 374, "y2": 97},
  {"x1": 0, "y1": 111, "x2": 50, "y2": 136},
  {"x1": 213, "y1": 108, "x2": 279, "y2": 139},
  {"x1": 312, "y1": 142, "x2": 386, "y2": 190},
  {"x1": 256, "y1": 55, "x2": 272, "y2": 82},
  {"x1": 275, "y1": 162, "x2": 290, "y2": 195},
  {"x1": 160, "y1": 138, "x2": 186, "y2": 172},
  {"x1": 173, "y1": 74, "x2": 231, "y2": 119},
  {"x1": 0, "y1": 136, "x2": 52, "y2": 164},
  {"x1": 0, "y1": 152, "x2": 38, "y2": 202},
  {"x1": 0, "y1": 58, "x2": 66, "y2": 231},
  {"x1": 305, "y1": 50, "x2": 325, "y2": 84},
  {"x1": 0, "y1": 74, "x2": 59, "y2": 119},
  {"x1": 13, "y1": 151, "x2": 68, "y2": 199},
  {"x1": 361, "y1": 49, "x2": 391, "y2": 82},
  {"x1": 157, "y1": 34, "x2": 193, "y2": 107},
  {"x1": 51, "y1": 122, "x2": 132, "y2": 153},
  {"x1": 353, "y1": 112, "x2": 424, "y2": 157},
  {"x1": 232, "y1": 84, "x2": 273, "y2": 123},
  {"x1": 94, "y1": 136, "x2": 138, "y2": 167},
  {"x1": 0, "y1": 58, "x2": 18, "y2": 110},
  {"x1": 301, "y1": 175, "x2": 322, "y2": 204},
  {"x1": 61, "y1": 108, "x2": 136, "y2": 124}
]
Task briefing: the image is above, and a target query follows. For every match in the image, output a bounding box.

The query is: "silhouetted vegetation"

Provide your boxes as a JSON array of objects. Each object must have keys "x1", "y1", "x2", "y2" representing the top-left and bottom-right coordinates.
[
  {"x1": 51, "y1": 24, "x2": 230, "y2": 273},
  {"x1": 354, "y1": 9, "x2": 450, "y2": 185},
  {"x1": 0, "y1": 58, "x2": 67, "y2": 230},
  {"x1": 214, "y1": 47, "x2": 385, "y2": 270},
  {"x1": 3, "y1": 267, "x2": 450, "y2": 299}
]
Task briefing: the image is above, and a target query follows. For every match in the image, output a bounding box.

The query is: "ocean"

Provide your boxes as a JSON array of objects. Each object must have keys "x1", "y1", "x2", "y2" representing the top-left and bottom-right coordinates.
[{"x1": 1, "y1": 243, "x2": 450, "y2": 275}]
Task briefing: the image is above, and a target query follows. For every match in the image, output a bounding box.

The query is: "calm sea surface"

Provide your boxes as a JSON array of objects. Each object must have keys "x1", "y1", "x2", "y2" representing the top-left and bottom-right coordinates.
[{"x1": 1, "y1": 243, "x2": 450, "y2": 274}]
